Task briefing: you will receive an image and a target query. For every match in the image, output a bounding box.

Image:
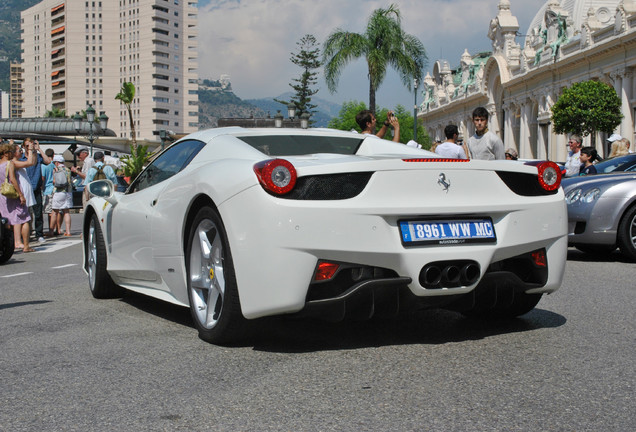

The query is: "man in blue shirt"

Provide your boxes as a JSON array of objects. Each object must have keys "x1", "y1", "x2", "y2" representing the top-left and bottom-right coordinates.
[
  {"x1": 20, "y1": 138, "x2": 52, "y2": 243},
  {"x1": 85, "y1": 151, "x2": 117, "y2": 184},
  {"x1": 41, "y1": 148, "x2": 57, "y2": 236}
]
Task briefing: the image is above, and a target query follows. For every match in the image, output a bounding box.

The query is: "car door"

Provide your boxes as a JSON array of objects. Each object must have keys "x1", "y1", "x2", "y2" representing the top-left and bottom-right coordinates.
[{"x1": 108, "y1": 140, "x2": 206, "y2": 282}]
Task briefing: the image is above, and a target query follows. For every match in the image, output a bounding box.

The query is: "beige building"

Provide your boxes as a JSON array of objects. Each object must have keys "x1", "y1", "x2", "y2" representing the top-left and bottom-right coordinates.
[
  {"x1": 20, "y1": 0, "x2": 199, "y2": 141},
  {"x1": 419, "y1": 0, "x2": 636, "y2": 160},
  {"x1": 10, "y1": 62, "x2": 24, "y2": 118}
]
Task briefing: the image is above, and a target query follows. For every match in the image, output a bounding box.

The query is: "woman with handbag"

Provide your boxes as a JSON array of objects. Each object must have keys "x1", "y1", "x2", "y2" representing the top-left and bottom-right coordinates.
[
  {"x1": 11, "y1": 141, "x2": 37, "y2": 251},
  {"x1": 0, "y1": 142, "x2": 31, "y2": 252}
]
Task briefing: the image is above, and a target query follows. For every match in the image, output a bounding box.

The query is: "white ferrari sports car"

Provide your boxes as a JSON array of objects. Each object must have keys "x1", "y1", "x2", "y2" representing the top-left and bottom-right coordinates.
[{"x1": 82, "y1": 128, "x2": 567, "y2": 344}]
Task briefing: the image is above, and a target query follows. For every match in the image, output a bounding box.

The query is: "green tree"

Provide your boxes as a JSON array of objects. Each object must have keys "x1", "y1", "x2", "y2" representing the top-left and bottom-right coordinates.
[
  {"x1": 115, "y1": 81, "x2": 137, "y2": 150},
  {"x1": 328, "y1": 100, "x2": 368, "y2": 131},
  {"x1": 329, "y1": 101, "x2": 430, "y2": 146},
  {"x1": 120, "y1": 144, "x2": 150, "y2": 183},
  {"x1": 551, "y1": 80, "x2": 622, "y2": 138},
  {"x1": 44, "y1": 107, "x2": 66, "y2": 118},
  {"x1": 275, "y1": 34, "x2": 321, "y2": 121},
  {"x1": 323, "y1": 4, "x2": 427, "y2": 115},
  {"x1": 378, "y1": 105, "x2": 430, "y2": 147}
]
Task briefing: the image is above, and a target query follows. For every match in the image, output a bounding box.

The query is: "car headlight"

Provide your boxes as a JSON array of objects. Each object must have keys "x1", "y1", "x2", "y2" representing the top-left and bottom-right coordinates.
[
  {"x1": 582, "y1": 188, "x2": 601, "y2": 203},
  {"x1": 565, "y1": 188, "x2": 582, "y2": 204}
]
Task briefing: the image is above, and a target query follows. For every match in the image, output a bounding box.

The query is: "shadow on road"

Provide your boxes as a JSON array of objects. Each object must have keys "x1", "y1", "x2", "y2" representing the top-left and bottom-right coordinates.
[
  {"x1": 118, "y1": 291, "x2": 566, "y2": 352},
  {"x1": 0, "y1": 300, "x2": 52, "y2": 311},
  {"x1": 249, "y1": 308, "x2": 566, "y2": 353},
  {"x1": 567, "y1": 247, "x2": 632, "y2": 263}
]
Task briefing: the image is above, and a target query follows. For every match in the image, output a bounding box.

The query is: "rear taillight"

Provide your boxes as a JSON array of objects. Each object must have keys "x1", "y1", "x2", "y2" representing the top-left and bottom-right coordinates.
[
  {"x1": 313, "y1": 261, "x2": 340, "y2": 281},
  {"x1": 253, "y1": 159, "x2": 297, "y2": 195},
  {"x1": 537, "y1": 161, "x2": 561, "y2": 191}
]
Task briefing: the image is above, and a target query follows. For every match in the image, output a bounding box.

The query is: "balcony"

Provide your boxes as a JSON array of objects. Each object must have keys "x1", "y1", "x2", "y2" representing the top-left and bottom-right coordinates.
[
  {"x1": 51, "y1": 80, "x2": 65, "y2": 90},
  {"x1": 51, "y1": 25, "x2": 65, "y2": 39},
  {"x1": 52, "y1": 37, "x2": 65, "y2": 48},
  {"x1": 51, "y1": 3, "x2": 65, "y2": 17},
  {"x1": 52, "y1": 91, "x2": 66, "y2": 100},
  {"x1": 51, "y1": 15, "x2": 65, "y2": 27},
  {"x1": 52, "y1": 58, "x2": 65, "y2": 69},
  {"x1": 51, "y1": 48, "x2": 65, "y2": 60}
]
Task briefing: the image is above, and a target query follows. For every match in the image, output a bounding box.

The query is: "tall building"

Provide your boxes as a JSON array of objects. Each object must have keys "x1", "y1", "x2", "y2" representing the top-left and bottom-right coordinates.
[
  {"x1": 0, "y1": 91, "x2": 9, "y2": 119},
  {"x1": 419, "y1": 0, "x2": 636, "y2": 160},
  {"x1": 20, "y1": 0, "x2": 199, "y2": 140},
  {"x1": 10, "y1": 62, "x2": 24, "y2": 118}
]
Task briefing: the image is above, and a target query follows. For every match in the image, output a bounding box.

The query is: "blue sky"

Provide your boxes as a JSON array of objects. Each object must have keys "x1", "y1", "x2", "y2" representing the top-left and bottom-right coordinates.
[{"x1": 196, "y1": 0, "x2": 546, "y2": 109}]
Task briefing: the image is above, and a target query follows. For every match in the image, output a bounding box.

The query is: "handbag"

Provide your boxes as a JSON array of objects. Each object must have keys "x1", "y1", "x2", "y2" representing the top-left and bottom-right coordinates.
[{"x1": 1, "y1": 162, "x2": 20, "y2": 200}]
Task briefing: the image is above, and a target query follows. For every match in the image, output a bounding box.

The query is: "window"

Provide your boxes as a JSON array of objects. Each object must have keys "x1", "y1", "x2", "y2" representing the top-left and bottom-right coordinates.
[{"x1": 130, "y1": 140, "x2": 205, "y2": 192}]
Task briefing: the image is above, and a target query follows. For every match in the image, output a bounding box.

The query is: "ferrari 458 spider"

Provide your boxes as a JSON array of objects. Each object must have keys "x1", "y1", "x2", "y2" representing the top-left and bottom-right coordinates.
[{"x1": 82, "y1": 128, "x2": 567, "y2": 344}]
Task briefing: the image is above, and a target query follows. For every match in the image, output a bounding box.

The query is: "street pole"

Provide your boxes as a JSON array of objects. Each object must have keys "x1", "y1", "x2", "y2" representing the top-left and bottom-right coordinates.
[{"x1": 413, "y1": 78, "x2": 418, "y2": 142}]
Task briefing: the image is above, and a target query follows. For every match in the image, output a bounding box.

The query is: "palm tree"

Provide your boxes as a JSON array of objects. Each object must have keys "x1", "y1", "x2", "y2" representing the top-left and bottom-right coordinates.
[
  {"x1": 323, "y1": 4, "x2": 427, "y2": 115},
  {"x1": 115, "y1": 81, "x2": 137, "y2": 150},
  {"x1": 44, "y1": 107, "x2": 66, "y2": 118}
]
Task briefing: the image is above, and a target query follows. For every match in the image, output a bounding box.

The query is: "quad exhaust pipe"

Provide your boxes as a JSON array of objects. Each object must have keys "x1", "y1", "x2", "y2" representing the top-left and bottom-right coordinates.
[{"x1": 419, "y1": 260, "x2": 480, "y2": 289}]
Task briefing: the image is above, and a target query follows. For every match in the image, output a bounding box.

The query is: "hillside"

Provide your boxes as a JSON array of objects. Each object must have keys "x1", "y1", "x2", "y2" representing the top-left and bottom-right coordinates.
[
  {"x1": 198, "y1": 82, "x2": 336, "y2": 129},
  {"x1": 0, "y1": 0, "x2": 40, "y2": 91}
]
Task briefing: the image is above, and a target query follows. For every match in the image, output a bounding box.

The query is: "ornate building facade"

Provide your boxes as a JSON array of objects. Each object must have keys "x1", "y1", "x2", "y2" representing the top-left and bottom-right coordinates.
[{"x1": 418, "y1": 0, "x2": 636, "y2": 160}]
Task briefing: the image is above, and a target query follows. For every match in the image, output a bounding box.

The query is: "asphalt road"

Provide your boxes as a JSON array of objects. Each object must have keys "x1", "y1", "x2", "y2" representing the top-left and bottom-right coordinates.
[{"x1": 1, "y1": 225, "x2": 634, "y2": 431}]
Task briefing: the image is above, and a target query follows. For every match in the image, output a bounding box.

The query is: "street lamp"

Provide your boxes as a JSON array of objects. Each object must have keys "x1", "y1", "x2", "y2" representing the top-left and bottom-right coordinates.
[
  {"x1": 274, "y1": 110, "x2": 284, "y2": 128},
  {"x1": 287, "y1": 103, "x2": 296, "y2": 120},
  {"x1": 300, "y1": 113, "x2": 310, "y2": 129},
  {"x1": 413, "y1": 78, "x2": 418, "y2": 142},
  {"x1": 73, "y1": 104, "x2": 108, "y2": 156}
]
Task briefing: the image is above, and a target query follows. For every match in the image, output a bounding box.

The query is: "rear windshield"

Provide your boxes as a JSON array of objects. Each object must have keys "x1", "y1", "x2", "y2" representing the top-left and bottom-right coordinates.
[{"x1": 237, "y1": 135, "x2": 364, "y2": 156}]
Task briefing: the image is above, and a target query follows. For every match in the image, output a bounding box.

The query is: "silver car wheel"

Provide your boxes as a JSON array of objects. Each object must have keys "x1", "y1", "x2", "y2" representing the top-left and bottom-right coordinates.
[
  {"x1": 87, "y1": 219, "x2": 97, "y2": 290},
  {"x1": 189, "y1": 218, "x2": 226, "y2": 329}
]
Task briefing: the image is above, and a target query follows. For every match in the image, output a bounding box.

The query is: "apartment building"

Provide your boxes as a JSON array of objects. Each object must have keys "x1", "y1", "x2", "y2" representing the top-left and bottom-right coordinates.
[
  {"x1": 10, "y1": 63, "x2": 24, "y2": 118},
  {"x1": 21, "y1": 0, "x2": 199, "y2": 140}
]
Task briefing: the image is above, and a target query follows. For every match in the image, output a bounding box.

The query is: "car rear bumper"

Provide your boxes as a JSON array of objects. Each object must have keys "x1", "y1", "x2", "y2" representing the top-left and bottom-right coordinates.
[{"x1": 221, "y1": 183, "x2": 568, "y2": 319}]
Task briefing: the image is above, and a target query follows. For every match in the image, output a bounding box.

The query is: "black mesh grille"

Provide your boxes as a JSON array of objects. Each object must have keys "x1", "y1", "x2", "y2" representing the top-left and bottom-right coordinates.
[
  {"x1": 496, "y1": 171, "x2": 559, "y2": 196},
  {"x1": 281, "y1": 172, "x2": 373, "y2": 200}
]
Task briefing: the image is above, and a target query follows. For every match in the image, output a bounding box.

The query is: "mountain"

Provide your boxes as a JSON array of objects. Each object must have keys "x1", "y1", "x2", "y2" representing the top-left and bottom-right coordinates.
[
  {"x1": 0, "y1": 0, "x2": 41, "y2": 91},
  {"x1": 245, "y1": 92, "x2": 340, "y2": 128},
  {"x1": 198, "y1": 84, "x2": 338, "y2": 129}
]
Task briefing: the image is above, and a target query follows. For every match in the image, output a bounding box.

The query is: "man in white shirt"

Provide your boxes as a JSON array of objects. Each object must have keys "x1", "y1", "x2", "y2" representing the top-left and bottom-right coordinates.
[
  {"x1": 435, "y1": 124, "x2": 468, "y2": 159},
  {"x1": 70, "y1": 146, "x2": 95, "y2": 185},
  {"x1": 564, "y1": 134, "x2": 582, "y2": 177}
]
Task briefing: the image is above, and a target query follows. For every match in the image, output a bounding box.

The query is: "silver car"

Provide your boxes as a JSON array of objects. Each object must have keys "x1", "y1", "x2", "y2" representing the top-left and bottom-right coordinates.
[{"x1": 563, "y1": 172, "x2": 636, "y2": 260}]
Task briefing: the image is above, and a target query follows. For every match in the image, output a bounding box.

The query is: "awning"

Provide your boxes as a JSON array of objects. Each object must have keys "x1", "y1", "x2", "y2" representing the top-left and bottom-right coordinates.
[
  {"x1": 51, "y1": 3, "x2": 65, "y2": 13},
  {"x1": 51, "y1": 49, "x2": 60, "y2": 56},
  {"x1": 52, "y1": 81, "x2": 61, "y2": 87},
  {"x1": 51, "y1": 70, "x2": 60, "y2": 77},
  {"x1": 51, "y1": 26, "x2": 65, "y2": 35}
]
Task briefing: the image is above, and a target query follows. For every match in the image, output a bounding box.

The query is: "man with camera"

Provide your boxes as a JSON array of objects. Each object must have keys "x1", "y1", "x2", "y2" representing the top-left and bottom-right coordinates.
[{"x1": 356, "y1": 109, "x2": 401, "y2": 142}]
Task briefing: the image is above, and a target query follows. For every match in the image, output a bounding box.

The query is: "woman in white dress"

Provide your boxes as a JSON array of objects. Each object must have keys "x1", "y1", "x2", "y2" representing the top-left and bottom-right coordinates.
[
  {"x1": 9, "y1": 140, "x2": 36, "y2": 251},
  {"x1": 51, "y1": 155, "x2": 73, "y2": 236}
]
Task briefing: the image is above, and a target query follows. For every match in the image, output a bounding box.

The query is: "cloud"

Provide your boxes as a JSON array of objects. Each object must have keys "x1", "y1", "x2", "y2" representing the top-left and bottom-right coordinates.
[{"x1": 198, "y1": 0, "x2": 546, "y2": 107}]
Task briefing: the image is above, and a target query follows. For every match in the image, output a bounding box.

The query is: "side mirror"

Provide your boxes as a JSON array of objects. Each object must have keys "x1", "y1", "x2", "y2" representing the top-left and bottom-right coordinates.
[{"x1": 87, "y1": 179, "x2": 118, "y2": 205}]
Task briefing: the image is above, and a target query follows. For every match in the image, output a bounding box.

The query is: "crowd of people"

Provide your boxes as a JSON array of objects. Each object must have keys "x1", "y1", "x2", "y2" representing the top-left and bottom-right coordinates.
[
  {"x1": 0, "y1": 138, "x2": 120, "y2": 254},
  {"x1": 357, "y1": 105, "x2": 630, "y2": 177}
]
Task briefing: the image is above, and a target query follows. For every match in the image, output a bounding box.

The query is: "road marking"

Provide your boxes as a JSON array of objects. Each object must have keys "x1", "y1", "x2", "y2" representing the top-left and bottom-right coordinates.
[
  {"x1": 51, "y1": 264, "x2": 78, "y2": 269},
  {"x1": 32, "y1": 239, "x2": 82, "y2": 254},
  {"x1": 2, "y1": 272, "x2": 33, "y2": 278}
]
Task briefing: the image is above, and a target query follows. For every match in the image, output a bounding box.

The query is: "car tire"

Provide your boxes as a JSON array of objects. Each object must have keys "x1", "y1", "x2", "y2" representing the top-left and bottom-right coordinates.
[
  {"x1": 86, "y1": 213, "x2": 122, "y2": 298},
  {"x1": 186, "y1": 206, "x2": 246, "y2": 345},
  {"x1": 0, "y1": 226, "x2": 14, "y2": 264},
  {"x1": 463, "y1": 292, "x2": 543, "y2": 319},
  {"x1": 617, "y1": 205, "x2": 636, "y2": 262}
]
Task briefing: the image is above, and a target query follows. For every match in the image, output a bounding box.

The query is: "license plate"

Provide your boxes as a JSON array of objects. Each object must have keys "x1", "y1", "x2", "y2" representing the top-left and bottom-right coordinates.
[{"x1": 399, "y1": 218, "x2": 496, "y2": 245}]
